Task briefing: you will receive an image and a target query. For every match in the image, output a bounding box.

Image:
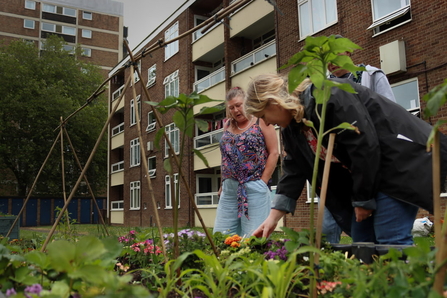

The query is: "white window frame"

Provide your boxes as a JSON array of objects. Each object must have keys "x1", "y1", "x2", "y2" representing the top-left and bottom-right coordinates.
[
  {"x1": 165, "y1": 21, "x2": 179, "y2": 60},
  {"x1": 42, "y1": 22, "x2": 56, "y2": 32},
  {"x1": 62, "y1": 26, "x2": 76, "y2": 36},
  {"x1": 367, "y1": 0, "x2": 411, "y2": 34},
  {"x1": 25, "y1": 0, "x2": 36, "y2": 10},
  {"x1": 297, "y1": 0, "x2": 338, "y2": 39},
  {"x1": 42, "y1": 4, "x2": 56, "y2": 13},
  {"x1": 391, "y1": 78, "x2": 420, "y2": 113},
  {"x1": 111, "y1": 200, "x2": 124, "y2": 211},
  {"x1": 165, "y1": 123, "x2": 180, "y2": 157},
  {"x1": 147, "y1": 111, "x2": 156, "y2": 132},
  {"x1": 83, "y1": 11, "x2": 92, "y2": 20},
  {"x1": 81, "y1": 48, "x2": 91, "y2": 57},
  {"x1": 130, "y1": 138, "x2": 140, "y2": 167},
  {"x1": 147, "y1": 64, "x2": 156, "y2": 88},
  {"x1": 148, "y1": 156, "x2": 156, "y2": 178},
  {"x1": 130, "y1": 95, "x2": 141, "y2": 126},
  {"x1": 193, "y1": 15, "x2": 208, "y2": 41},
  {"x1": 63, "y1": 7, "x2": 76, "y2": 17},
  {"x1": 195, "y1": 174, "x2": 220, "y2": 206},
  {"x1": 133, "y1": 60, "x2": 141, "y2": 83},
  {"x1": 130, "y1": 181, "x2": 141, "y2": 210},
  {"x1": 82, "y1": 29, "x2": 92, "y2": 38},
  {"x1": 164, "y1": 70, "x2": 179, "y2": 98},
  {"x1": 165, "y1": 173, "x2": 179, "y2": 209},
  {"x1": 306, "y1": 181, "x2": 319, "y2": 203},
  {"x1": 24, "y1": 19, "x2": 35, "y2": 29}
]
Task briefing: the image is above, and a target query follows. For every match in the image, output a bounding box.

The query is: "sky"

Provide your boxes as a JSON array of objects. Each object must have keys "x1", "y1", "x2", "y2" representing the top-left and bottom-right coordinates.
[{"x1": 121, "y1": 0, "x2": 185, "y2": 50}]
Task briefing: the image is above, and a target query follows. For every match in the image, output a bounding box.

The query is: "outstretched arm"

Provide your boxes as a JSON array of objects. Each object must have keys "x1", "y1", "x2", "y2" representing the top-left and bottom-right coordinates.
[
  {"x1": 259, "y1": 119, "x2": 279, "y2": 185},
  {"x1": 252, "y1": 209, "x2": 286, "y2": 238}
]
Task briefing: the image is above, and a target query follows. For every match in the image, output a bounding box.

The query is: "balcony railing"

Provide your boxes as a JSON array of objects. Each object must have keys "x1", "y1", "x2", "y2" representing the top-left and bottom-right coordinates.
[
  {"x1": 194, "y1": 128, "x2": 223, "y2": 149},
  {"x1": 193, "y1": 67, "x2": 225, "y2": 93},
  {"x1": 111, "y1": 161, "x2": 124, "y2": 173},
  {"x1": 111, "y1": 122, "x2": 124, "y2": 137},
  {"x1": 195, "y1": 192, "x2": 219, "y2": 206},
  {"x1": 231, "y1": 40, "x2": 276, "y2": 75},
  {"x1": 112, "y1": 84, "x2": 124, "y2": 101}
]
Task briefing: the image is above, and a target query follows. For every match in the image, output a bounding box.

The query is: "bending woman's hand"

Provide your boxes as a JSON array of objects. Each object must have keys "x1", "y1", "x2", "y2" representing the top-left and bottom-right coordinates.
[{"x1": 252, "y1": 209, "x2": 286, "y2": 238}]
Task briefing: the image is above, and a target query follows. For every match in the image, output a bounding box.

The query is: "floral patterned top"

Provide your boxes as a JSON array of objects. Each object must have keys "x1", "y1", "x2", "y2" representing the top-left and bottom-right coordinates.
[{"x1": 220, "y1": 121, "x2": 268, "y2": 219}]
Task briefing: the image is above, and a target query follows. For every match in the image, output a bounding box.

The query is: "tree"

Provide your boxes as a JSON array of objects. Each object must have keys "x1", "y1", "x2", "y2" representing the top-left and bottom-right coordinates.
[{"x1": 0, "y1": 36, "x2": 107, "y2": 197}]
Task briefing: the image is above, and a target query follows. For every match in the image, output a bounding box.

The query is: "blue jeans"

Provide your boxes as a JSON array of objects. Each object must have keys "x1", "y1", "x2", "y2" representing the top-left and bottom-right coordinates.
[
  {"x1": 213, "y1": 179, "x2": 271, "y2": 237},
  {"x1": 322, "y1": 206, "x2": 342, "y2": 243},
  {"x1": 351, "y1": 192, "x2": 419, "y2": 245}
]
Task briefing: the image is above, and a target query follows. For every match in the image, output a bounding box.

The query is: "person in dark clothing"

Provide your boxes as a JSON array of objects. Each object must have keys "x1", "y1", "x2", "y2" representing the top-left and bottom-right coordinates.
[{"x1": 245, "y1": 73, "x2": 447, "y2": 244}]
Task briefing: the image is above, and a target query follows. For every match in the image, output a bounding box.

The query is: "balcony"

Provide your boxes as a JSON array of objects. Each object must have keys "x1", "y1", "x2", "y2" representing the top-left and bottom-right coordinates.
[
  {"x1": 111, "y1": 161, "x2": 124, "y2": 186},
  {"x1": 229, "y1": 0, "x2": 274, "y2": 38},
  {"x1": 192, "y1": 23, "x2": 224, "y2": 62},
  {"x1": 195, "y1": 192, "x2": 219, "y2": 207},
  {"x1": 194, "y1": 67, "x2": 225, "y2": 93},
  {"x1": 112, "y1": 84, "x2": 124, "y2": 101},
  {"x1": 231, "y1": 40, "x2": 276, "y2": 75},
  {"x1": 111, "y1": 123, "x2": 124, "y2": 149},
  {"x1": 194, "y1": 128, "x2": 223, "y2": 149}
]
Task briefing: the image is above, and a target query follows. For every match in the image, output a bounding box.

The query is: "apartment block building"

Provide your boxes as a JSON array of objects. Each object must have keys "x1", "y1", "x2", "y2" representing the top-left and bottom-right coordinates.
[
  {"x1": 0, "y1": 0, "x2": 125, "y2": 76},
  {"x1": 108, "y1": 0, "x2": 447, "y2": 230}
]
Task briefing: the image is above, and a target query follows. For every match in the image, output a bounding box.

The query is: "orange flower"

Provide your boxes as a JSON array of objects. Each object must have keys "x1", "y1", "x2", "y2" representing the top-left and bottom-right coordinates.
[
  {"x1": 224, "y1": 234, "x2": 242, "y2": 245},
  {"x1": 230, "y1": 241, "x2": 240, "y2": 248}
]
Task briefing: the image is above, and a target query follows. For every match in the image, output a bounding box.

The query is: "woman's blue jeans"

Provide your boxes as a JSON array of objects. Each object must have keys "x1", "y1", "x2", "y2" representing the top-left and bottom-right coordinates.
[
  {"x1": 351, "y1": 192, "x2": 419, "y2": 245},
  {"x1": 213, "y1": 179, "x2": 271, "y2": 237}
]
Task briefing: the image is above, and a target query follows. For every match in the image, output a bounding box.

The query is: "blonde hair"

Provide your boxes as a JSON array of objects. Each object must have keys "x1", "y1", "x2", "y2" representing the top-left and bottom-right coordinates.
[{"x1": 245, "y1": 74, "x2": 311, "y2": 123}]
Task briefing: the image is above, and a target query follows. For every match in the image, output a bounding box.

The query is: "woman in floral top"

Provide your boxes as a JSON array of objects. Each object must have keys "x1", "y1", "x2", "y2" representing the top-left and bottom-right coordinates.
[{"x1": 213, "y1": 87, "x2": 279, "y2": 237}]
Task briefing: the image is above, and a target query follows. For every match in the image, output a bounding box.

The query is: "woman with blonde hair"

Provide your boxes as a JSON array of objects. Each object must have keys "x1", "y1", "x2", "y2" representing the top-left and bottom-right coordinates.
[
  {"x1": 213, "y1": 86, "x2": 279, "y2": 237},
  {"x1": 245, "y1": 73, "x2": 447, "y2": 244}
]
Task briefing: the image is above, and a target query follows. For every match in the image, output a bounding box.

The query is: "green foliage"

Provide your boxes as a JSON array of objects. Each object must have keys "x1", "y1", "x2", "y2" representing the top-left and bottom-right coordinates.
[
  {"x1": 0, "y1": 36, "x2": 107, "y2": 196},
  {"x1": 423, "y1": 78, "x2": 447, "y2": 150},
  {"x1": 2, "y1": 236, "x2": 152, "y2": 298}
]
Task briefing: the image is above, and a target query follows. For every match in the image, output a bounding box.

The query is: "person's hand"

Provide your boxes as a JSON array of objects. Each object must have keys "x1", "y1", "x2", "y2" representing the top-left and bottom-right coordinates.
[
  {"x1": 354, "y1": 206, "x2": 374, "y2": 222},
  {"x1": 252, "y1": 209, "x2": 286, "y2": 238}
]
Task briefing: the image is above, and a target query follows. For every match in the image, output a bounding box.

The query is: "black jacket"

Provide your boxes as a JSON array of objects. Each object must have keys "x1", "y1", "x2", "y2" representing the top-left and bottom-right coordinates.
[{"x1": 273, "y1": 78, "x2": 447, "y2": 233}]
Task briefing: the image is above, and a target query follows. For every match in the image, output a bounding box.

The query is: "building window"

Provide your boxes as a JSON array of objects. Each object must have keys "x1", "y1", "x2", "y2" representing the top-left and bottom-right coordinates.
[
  {"x1": 42, "y1": 4, "x2": 56, "y2": 13},
  {"x1": 83, "y1": 11, "x2": 92, "y2": 20},
  {"x1": 111, "y1": 200, "x2": 124, "y2": 210},
  {"x1": 147, "y1": 111, "x2": 156, "y2": 132},
  {"x1": 391, "y1": 78, "x2": 420, "y2": 114},
  {"x1": 164, "y1": 70, "x2": 179, "y2": 98},
  {"x1": 298, "y1": 0, "x2": 337, "y2": 38},
  {"x1": 63, "y1": 7, "x2": 76, "y2": 17},
  {"x1": 25, "y1": 0, "x2": 36, "y2": 10},
  {"x1": 130, "y1": 95, "x2": 141, "y2": 126},
  {"x1": 130, "y1": 181, "x2": 141, "y2": 210},
  {"x1": 133, "y1": 60, "x2": 141, "y2": 83},
  {"x1": 82, "y1": 29, "x2": 92, "y2": 38},
  {"x1": 368, "y1": 0, "x2": 411, "y2": 34},
  {"x1": 195, "y1": 174, "x2": 220, "y2": 206},
  {"x1": 24, "y1": 19, "x2": 35, "y2": 29},
  {"x1": 130, "y1": 138, "x2": 140, "y2": 167},
  {"x1": 306, "y1": 181, "x2": 319, "y2": 203},
  {"x1": 165, "y1": 174, "x2": 179, "y2": 208},
  {"x1": 147, "y1": 64, "x2": 156, "y2": 88},
  {"x1": 193, "y1": 15, "x2": 208, "y2": 41},
  {"x1": 42, "y1": 22, "x2": 56, "y2": 32},
  {"x1": 165, "y1": 123, "x2": 180, "y2": 157},
  {"x1": 81, "y1": 48, "x2": 91, "y2": 57},
  {"x1": 165, "y1": 21, "x2": 179, "y2": 60},
  {"x1": 148, "y1": 156, "x2": 156, "y2": 177},
  {"x1": 62, "y1": 26, "x2": 76, "y2": 36},
  {"x1": 63, "y1": 44, "x2": 75, "y2": 54}
]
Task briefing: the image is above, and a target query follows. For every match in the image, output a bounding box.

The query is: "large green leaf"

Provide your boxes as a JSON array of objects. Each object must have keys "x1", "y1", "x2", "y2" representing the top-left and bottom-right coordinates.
[
  {"x1": 192, "y1": 149, "x2": 210, "y2": 168},
  {"x1": 74, "y1": 236, "x2": 106, "y2": 263},
  {"x1": 46, "y1": 240, "x2": 76, "y2": 273}
]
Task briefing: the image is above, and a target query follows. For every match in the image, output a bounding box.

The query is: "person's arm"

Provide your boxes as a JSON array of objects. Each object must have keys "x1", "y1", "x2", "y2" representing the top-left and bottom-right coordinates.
[
  {"x1": 252, "y1": 209, "x2": 286, "y2": 238},
  {"x1": 373, "y1": 72, "x2": 397, "y2": 102},
  {"x1": 259, "y1": 119, "x2": 279, "y2": 185}
]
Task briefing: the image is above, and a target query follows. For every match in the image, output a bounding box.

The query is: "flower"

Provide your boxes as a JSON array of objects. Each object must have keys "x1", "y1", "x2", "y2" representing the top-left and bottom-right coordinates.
[
  {"x1": 317, "y1": 280, "x2": 342, "y2": 295},
  {"x1": 6, "y1": 288, "x2": 17, "y2": 297},
  {"x1": 224, "y1": 235, "x2": 242, "y2": 246}
]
